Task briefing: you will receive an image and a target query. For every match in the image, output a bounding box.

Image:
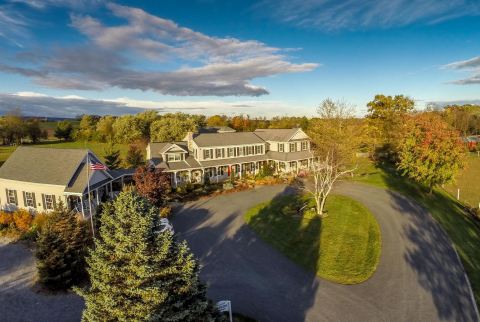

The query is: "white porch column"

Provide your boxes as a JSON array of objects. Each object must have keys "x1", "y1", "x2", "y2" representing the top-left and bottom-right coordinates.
[
  {"x1": 95, "y1": 189, "x2": 100, "y2": 205},
  {"x1": 216, "y1": 166, "x2": 219, "y2": 183},
  {"x1": 296, "y1": 161, "x2": 300, "y2": 174},
  {"x1": 80, "y1": 196, "x2": 85, "y2": 219},
  {"x1": 188, "y1": 170, "x2": 192, "y2": 183},
  {"x1": 173, "y1": 171, "x2": 178, "y2": 187}
]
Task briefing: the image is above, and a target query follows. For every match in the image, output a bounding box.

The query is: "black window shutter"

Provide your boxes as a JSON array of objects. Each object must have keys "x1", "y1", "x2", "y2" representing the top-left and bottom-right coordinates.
[
  {"x1": 5, "y1": 189, "x2": 8, "y2": 203},
  {"x1": 13, "y1": 190, "x2": 18, "y2": 206},
  {"x1": 22, "y1": 191, "x2": 27, "y2": 207},
  {"x1": 41, "y1": 194, "x2": 46, "y2": 210},
  {"x1": 52, "y1": 196, "x2": 57, "y2": 209},
  {"x1": 32, "y1": 193, "x2": 37, "y2": 209}
]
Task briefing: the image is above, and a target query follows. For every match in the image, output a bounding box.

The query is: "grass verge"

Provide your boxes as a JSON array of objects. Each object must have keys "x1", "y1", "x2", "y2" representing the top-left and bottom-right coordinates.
[
  {"x1": 353, "y1": 157, "x2": 480, "y2": 305},
  {"x1": 244, "y1": 193, "x2": 381, "y2": 284}
]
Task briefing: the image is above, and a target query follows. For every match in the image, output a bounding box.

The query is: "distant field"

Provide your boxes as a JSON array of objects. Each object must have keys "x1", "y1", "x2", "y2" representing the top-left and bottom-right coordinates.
[
  {"x1": 445, "y1": 153, "x2": 480, "y2": 208},
  {"x1": 0, "y1": 141, "x2": 133, "y2": 165},
  {"x1": 39, "y1": 120, "x2": 80, "y2": 139}
]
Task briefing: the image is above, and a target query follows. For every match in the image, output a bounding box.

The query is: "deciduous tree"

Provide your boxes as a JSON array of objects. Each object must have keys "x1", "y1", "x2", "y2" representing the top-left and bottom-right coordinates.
[
  {"x1": 133, "y1": 165, "x2": 171, "y2": 207},
  {"x1": 25, "y1": 118, "x2": 42, "y2": 143},
  {"x1": 306, "y1": 99, "x2": 358, "y2": 216},
  {"x1": 397, "y1": 112, "x2": 465, "y2": 193},
  {"x1": 150, "y1": 113, "x2": 200, "y2": 142},
  {"x1": 366, "y1": 94, "x2": 414, "y2": 156},
  {"x1": 54, "y1": 120, "x2": 73, "y2": 141}
]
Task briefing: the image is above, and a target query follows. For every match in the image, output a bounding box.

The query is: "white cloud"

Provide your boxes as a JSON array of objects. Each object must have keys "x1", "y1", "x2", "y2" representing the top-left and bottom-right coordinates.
[
  {"x1": 443, "y1": 56, "x2": 480, "y2": 85},
  {"x1": 257, "y1": 0, "x2": 480, "y2": 31},
  {"x1": 0, "y1": 3, "x2": 318, "y2": 96}
]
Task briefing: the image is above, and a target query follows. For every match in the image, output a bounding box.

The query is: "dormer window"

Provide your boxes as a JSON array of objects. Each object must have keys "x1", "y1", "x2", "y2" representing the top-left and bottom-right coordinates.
[{"x1": 167, "y1": 153, "x2": 182, "y2": 162}]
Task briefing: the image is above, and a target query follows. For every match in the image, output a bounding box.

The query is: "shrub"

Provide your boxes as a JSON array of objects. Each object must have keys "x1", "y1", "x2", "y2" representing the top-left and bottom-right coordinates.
[
  {"x1": 0, "y1": 211, "x2": 14, "y2": 227},
  {"x1": 13, "y1": 209, "x2": 33, "y2": 232},
  {"x1": 223, "y1": 182, "x2": 234, "y2": 190},
  {"x1": 176, "y1": 184, "x2": 187, "y2": 195},
  {"x1": 31, "y1": 212, "x2": 49, "y2": 232},
  {"x1": 159, "y1": 206, "x2": 171, "y2": 218}
]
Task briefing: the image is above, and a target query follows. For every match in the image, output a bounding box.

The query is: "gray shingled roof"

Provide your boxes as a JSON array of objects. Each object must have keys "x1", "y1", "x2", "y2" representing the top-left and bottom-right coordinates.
[
  {"x1": 254, "y1": 128, "x2": 299, "y2": 141},
  {"x1": 193, "y1": 132, "x2": 264, "y2": 147},
  {"x1": 0, "y1": 146, "x2": 88, "y2": 186},
  {"x1": 267, "y1": 150, "x2": 314, "y2": 162}
]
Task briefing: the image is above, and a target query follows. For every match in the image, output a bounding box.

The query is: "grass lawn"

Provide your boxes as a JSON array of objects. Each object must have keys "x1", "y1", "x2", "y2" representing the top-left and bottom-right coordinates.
[
  {"x1": 353, "y1": 156, "x2": 480, "y2": 305},
  {"x1": 244, "y1": 193, "x2": 381, "y2": 284},
  {"x1": 0, "y1": 146, "x2": 17, "y2": 166},
  {"x1": 0, "y1": 141, "x2": 134, "y2": 165},
  {"x1": 445, "y1": 153, "x2": 480, "y2": 208}
]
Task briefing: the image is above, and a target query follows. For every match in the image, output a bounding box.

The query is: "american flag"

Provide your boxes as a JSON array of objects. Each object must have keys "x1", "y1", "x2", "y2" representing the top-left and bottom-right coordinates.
[{"x1": 89, "y1": 162, "x2": 108, "y2": 171}]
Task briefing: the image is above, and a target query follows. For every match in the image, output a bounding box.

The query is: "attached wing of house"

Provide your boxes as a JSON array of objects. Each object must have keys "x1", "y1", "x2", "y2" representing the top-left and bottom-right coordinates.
[
  {"x1": 147, "y1": 128, "x2": 314, "y2": 187},
  {"x1": 0, "y1": 147, "x2": 132, "y2": 216}
]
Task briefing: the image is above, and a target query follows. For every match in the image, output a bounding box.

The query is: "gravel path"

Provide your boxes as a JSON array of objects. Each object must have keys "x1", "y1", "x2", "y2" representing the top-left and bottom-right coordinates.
[{"x1": 0, "y1": 238, "x2": 84, "y2": 322}]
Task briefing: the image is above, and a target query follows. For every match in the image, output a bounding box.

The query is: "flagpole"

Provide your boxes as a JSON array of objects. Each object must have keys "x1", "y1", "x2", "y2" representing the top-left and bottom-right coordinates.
[{"x1": 86, "y1": 152, "x2": 95, "y2": 240}]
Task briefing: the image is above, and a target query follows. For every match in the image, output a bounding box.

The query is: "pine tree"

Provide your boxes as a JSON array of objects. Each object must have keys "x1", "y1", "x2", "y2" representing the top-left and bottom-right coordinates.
[
  {"x1": 36, "y1": 207, "x2": 89, "y2": 290},
  {"x1": 104, "y1": 142, "x2": 122, "y2": 169},
  {"x1": 125, "y1": 144, "x2": 144, "y2": 168},
  {"x1": 78, "y1": 191, "x2": 216, "y2": 321}
]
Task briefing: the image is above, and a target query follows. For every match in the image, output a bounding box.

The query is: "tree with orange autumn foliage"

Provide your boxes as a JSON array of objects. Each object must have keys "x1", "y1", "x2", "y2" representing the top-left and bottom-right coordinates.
[{"x1": 397, "y1": 112, "x2": 465, "y2": 193}]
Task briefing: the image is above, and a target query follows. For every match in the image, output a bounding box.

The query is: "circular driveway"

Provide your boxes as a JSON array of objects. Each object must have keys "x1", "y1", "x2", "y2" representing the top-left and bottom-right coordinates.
[{"x1": 172, "y1": 183, "x2": 479, "y2": 322}]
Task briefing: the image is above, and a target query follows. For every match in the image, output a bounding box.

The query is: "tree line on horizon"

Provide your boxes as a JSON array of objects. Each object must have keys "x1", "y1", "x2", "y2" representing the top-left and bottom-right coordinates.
[{"x1": 1, "y1": 96, "x2": 479, "y2": 148}]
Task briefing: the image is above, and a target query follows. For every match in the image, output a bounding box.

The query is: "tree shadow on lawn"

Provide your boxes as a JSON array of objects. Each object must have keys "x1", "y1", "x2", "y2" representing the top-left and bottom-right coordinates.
[
  {"x1": 385, "y1": 185, "x2": 479, "y2": 321},
  {"x1": 172, "y1": 186, "x2": 321, "y2": 322}
]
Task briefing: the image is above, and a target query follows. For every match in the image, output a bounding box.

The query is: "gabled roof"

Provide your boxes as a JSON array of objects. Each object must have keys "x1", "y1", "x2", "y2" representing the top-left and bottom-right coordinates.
[
  {"x1": 0, "y1": 146, "x2": 89, "y2": 186},
  {"x1": 254, "y1": 128, "x2": 302, "y2": 142},
  {"x1": 193, "y1": 132, "x2": 264, "y2": 147},
  {"x1": 149, "y1": 141, "x2": 188, "y2": 156}
]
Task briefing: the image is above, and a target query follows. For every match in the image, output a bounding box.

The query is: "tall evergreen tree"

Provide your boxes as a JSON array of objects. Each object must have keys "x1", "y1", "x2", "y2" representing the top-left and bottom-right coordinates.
[
  {"x1": 78, "y1": 191, "x2": 216, "y2": 322},
  {"x1": 36, "y1": 206, "x2": 89, "y2": 290},
  {"x1": 125, "y1": 144, "x2": 144, "y2": 168},
  {"x1": 103, "y1": 142, "x2": 122, "y2": 169}
]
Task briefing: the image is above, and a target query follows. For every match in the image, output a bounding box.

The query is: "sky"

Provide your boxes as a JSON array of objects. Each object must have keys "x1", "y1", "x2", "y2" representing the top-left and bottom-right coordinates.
[{"x1": 0, "y1": 0, "x2": 480, "y2": 118}]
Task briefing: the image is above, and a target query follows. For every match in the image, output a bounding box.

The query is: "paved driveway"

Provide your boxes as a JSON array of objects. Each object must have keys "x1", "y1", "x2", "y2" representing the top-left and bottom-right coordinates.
[
  {"x1": 0, "y1": 239, "x2": 84, "y2": 322},
  {"x1": 172, "y1": 183, "x2": 479, "y2": 322}
]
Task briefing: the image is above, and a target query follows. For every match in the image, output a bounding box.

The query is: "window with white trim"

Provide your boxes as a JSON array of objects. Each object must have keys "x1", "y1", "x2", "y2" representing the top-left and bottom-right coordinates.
[
  {"x1": 204, "y1": 149, "x2": 211, "y2": 159},
  {"x1": 278, "y1": 143, "x2": 284, "y2": 152},
  {"x1": 6, "y1": 189, "x2": 17, "y2": 205},
  {"x1": 301, "y1": 141, "x2": 308, "y2": 151},
  {"x1": 227, "y1": 147, "x2": 234, "y2": 157},
  {"x1": 25, "y1": 192, "x2": 35, "y2": 208},
  {"x1": 167, "y1": 153, "x2": 182, "y2": 162},
  {"x1": 289, "y1": 143, "x2": 296, "y2": 152},
  {"x1": 44, "y1": 194, "x2": 55, "y2": 210}
]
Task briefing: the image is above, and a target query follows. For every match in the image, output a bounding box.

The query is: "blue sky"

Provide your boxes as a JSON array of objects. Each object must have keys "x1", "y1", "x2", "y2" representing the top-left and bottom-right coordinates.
[{"x1": 0, "y1": 0, "x2": 479, "y2": 117}]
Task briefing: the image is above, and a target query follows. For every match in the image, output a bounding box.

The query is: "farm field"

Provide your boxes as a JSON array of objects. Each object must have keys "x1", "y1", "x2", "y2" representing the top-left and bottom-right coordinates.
[{"x1": 445, "y1": 153, "x2": 480, "y2": 208}]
